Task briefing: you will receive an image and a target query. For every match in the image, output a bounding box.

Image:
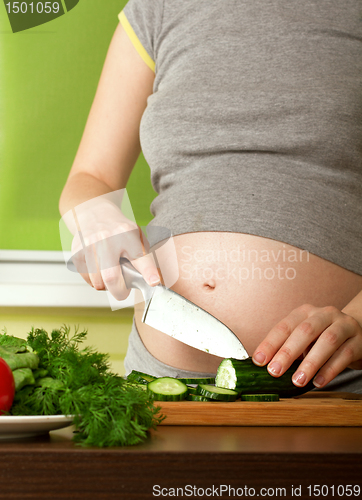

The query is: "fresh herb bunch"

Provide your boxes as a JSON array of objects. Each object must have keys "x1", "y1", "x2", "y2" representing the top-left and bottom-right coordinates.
[{"x1": 2, "y1": 326, "x2": 163, "y2": 447}]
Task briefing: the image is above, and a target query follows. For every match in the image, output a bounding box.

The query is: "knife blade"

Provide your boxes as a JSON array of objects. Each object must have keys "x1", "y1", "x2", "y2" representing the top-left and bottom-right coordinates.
[{"x1": 120, "y1": 257, "x2": 249, "y2": 360}]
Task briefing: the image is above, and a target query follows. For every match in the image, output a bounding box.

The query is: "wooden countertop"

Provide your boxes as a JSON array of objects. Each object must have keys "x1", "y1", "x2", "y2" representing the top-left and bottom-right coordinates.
[{"x1": 1, "y1": 425, "x2": 362, "y2": 499}]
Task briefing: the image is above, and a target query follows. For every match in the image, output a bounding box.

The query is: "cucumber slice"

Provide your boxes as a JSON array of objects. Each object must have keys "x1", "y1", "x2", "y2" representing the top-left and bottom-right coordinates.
[
  {"x1": 127, "y1": 370, "x2": 156, "y2": 384},
  {"x1": 196, "y1": 384, "x2": 238, "y2": 402},
  {"x1": 187, "y1": 386, "x2": 199, "y2": 395},
  {"x1": 241, "y1": 394, "x2": 279, "y2": 402},
  {"x1": 187, "y1": 394, "x2": 214, "y2": 402},
  {"x1": 178, "y1": 377, "x2": 216, "y2": 385},
  {"x1": 147, "y1": 377, "x2": 188, "y2": 401}
]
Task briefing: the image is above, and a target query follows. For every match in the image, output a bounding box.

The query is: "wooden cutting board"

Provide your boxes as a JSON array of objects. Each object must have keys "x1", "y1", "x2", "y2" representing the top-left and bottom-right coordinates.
[{"x1": 158, "y1": 392, "x2": 362, "y2": 427}]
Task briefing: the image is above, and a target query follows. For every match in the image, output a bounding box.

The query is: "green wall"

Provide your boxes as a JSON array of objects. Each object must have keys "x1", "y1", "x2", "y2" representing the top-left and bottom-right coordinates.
[{"x1": 0, "y1": 0, "x2": 156, "y2": 251}]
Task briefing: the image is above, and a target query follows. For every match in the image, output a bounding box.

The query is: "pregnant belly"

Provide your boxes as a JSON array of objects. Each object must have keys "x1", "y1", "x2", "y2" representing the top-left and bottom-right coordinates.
[{"x1": 134, "y1": 232, "x2": 362, "y2": 373}]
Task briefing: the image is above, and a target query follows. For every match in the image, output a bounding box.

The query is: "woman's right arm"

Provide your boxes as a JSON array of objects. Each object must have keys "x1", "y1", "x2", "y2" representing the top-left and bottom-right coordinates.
[{"x1": 59, "y1": 23, "x2": 159, "y2": 298}]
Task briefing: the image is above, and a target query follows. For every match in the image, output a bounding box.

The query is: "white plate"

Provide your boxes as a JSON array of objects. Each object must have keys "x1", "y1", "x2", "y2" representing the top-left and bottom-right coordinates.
[{"x1": 0, "y1": 415, "x2": 74, "y2": 440}]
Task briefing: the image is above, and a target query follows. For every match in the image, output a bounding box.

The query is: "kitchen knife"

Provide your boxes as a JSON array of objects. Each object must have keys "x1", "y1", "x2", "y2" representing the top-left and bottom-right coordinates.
[{"x1": 120, "y1": 257, "x2": 249, "y2": 360}]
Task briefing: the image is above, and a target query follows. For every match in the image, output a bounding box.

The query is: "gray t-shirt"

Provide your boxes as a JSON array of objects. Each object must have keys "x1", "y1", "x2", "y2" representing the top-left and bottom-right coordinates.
[{"x1": 120, "y1": 0, "x2": 362, "y2": 275}]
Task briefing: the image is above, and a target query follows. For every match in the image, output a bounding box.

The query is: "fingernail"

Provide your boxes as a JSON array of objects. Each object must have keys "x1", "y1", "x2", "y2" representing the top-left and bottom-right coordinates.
[
  {"x1": 268, "y1": 361, "x2": 282, "y2": 376},
  {"x1": 293, "y1": 371, "x2": 306, "y2": 386},
  {"x1": 314, "y1": 375, "x2": 325, "y2": 388},
  {"x1": 148, "y1": 274, "x2": 160, "y2": 285},
  {"x1": 253, "y1": 352, "x2": 266, "y2": 365}
]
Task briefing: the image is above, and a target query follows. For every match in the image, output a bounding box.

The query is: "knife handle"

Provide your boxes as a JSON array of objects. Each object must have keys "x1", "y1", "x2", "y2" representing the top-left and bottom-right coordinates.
[{"x1": 119, "y1": 257, "x2": 155, "y2": 305}]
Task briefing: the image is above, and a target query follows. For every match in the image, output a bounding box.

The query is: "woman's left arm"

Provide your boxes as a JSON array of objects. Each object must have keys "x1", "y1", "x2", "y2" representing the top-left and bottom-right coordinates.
[{"x1": 252, "y1": 290, "x2": 362, "y2": 389}]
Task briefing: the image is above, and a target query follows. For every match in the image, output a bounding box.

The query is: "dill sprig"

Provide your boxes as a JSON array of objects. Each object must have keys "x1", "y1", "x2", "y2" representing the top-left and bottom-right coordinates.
[{"x1": 9, "y1": 326, "x2": 164, "y2": 447}]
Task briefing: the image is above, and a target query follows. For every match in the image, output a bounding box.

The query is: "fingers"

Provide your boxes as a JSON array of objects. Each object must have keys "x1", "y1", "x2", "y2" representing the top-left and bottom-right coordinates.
[
  {"x1": 100, "y1": 264, "x2": 130, "y2": 301},
  {"x1": 84, "y1": 243, "x2": 105, "y2": 290},
  {"x1": 252, "y1": 304, "x2": 362, "y2": 390},
  {"x1": 309, "y1": 317, "x2": 362, "y2": 388},
  {"x1": 99, "y1": 254, "x2": 160, "y2": 302},
  {"x1": 71, "y1": 234, "x2": 95, "y2": 286},
  {"x1": 268, "y1": 307, "x2": 340, "y2": 378},
  {"x1": 131, "y1": 254, "x2": 160, "y2": 285},
  {"x1": 121, "y1": 229, "x2": 160, "y2": 286},
  {"x1": 66, "y1": 197, "x2": 162, "y2": 300},
  {"x1": 252, "y1": 304, "x2": 317, "y2": 368},
  {"x1": 291, "y1": 318, "x2": 354, "y2": 387},
  {"x1": 71, "y1": 225, "x2": 161, "y2": 301}
]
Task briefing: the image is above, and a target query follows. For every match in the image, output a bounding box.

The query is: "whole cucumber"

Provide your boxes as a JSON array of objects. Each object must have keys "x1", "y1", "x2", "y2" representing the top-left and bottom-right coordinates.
[{"x1": 215, "y1": 358, "x2": 313, "y2": 398}]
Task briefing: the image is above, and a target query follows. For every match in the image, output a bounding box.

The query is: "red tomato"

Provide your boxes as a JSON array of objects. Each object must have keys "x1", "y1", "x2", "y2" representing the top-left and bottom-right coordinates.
[{"x1": 0, "y1": 357, "x2": 15, "y2": 414}]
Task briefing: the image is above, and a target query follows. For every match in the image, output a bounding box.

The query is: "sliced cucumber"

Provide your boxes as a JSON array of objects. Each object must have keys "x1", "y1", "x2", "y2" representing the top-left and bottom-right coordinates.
[
  {"x1": 127, "y1": 370, "x2": 157, "y2": 385},
  {"x1": 187, "y1": 394, "x2": 214, "y2": 402},
  {"x1": 147, "y1": 377, "x2": 188, "y2": 401},
  {"x1": 187, "y1": 386, "x2": 199, "y2": 395},
  {"x1": 178, "y1": 377, "x2": 216, "y2": 385},
  {"x1": 241, "y1": 394, "x2": 279, "y2": 402},
  {"x1": 196, "y1": 384, "x2": 238, "y2": 402}
]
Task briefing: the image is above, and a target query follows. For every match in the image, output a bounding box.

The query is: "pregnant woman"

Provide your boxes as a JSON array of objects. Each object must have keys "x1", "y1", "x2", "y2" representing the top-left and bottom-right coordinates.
[{"x1": 59, "y1": 0, "x2": 362, "y2": 392}]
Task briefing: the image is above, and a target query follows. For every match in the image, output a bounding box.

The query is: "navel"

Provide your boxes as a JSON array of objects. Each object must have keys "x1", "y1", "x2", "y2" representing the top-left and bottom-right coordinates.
[{"x1": 203, "y1": 279, "x2": 216, "y2": 292}]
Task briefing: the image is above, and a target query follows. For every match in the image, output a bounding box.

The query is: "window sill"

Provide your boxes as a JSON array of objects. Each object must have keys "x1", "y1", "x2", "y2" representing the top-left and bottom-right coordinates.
[{"x1": 0, "y1": 250, "x2": 134, "y2": 308}]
